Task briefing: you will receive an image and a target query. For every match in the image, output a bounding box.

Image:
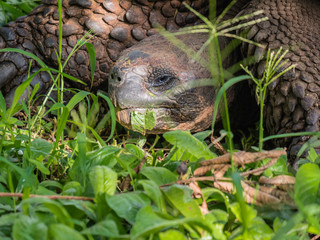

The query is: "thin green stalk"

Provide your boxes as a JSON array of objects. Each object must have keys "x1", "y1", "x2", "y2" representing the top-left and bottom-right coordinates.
[
  {"x1": 263, "y1": 131, "x2": 320, "y2": 142},
  {"x1": 213, "y1": 31, "x2": 234, "y2": 165},
  {"x1": 242, "y1": 48, "x2": 295, "y2": 152},
  {"x1": 7, "y1": 125, "x2": 15, "y2": 142},
  {"x1": 209, "y1": 0, "x2": 216, "y2": 22},
  {"x1": 7, "y1": 168, "x2": 16, "y2": 212},
  {"x1": 258, "y1": 86, "x2": 268, "y2": 151},
  {"x1": 0, "y1": 129, "x2": 5, "y2": 154},
  {"x1": 57, "y1": 0, "x2": 63, "y2": 140}
]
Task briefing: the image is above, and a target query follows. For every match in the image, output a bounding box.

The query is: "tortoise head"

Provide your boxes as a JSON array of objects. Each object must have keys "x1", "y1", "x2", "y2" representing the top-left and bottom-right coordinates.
[{"x1": 108, "y1": 33, "x2": 216, "y2": 133}]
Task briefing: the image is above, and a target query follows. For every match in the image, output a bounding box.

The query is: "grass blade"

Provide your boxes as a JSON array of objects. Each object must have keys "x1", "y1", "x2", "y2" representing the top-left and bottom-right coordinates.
[
  {"x1": 97, "y1": 91, "x2": 116, "y2": 142},
  {"x1": 85, "y1": 42, "x2": 96, "y2": 88},
  {"x1": 211, "y1": 75, "x2": 250, "y2": 131},
  {"x1": 7, "y1": 69, "x2": 43, "y2": 117},
  {"x1": 263, "y1": 132, "x2": 320, "y2": 142},
  {"x1": 66, "y1": 91, "x2": 91, "y2": 112},
  {"x1": 0, "y1": 48, "x2": 46, "y2": 68}
]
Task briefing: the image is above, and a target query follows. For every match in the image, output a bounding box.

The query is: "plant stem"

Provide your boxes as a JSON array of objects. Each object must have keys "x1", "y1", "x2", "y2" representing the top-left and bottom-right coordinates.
[{"x1": 213, "y1": 31, "x2": 234, "y2": 167}]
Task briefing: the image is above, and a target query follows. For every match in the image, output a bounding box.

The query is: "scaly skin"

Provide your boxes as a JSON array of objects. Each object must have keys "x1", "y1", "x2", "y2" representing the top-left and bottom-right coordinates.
[
  {"x1": 0, "y1": 0, "x2": 211, "y2": 103},
  {"x1": 109, "y1": 0, "x2": 320, "y2": 159},
  {"x1": 239, "y1": 0, "x2": 320, "y2": 156}
]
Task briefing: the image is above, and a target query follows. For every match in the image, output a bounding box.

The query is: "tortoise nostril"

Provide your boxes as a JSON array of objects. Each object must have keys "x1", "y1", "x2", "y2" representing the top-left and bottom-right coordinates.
[{"x1": 117, "y1": 76, "x2": 122, "y2": 82}]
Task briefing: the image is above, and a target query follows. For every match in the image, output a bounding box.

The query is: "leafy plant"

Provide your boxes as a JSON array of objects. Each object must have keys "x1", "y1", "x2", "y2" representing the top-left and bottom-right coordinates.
[
  {"x1": 241, "y1": 48, "x2": 295, "y2": 151},
  {"x1": 0, "y1": 0, "x2": 319, "y2": 239},
  {"x1": 0, "y1": 0, "x2": 41, "y2": 26}
]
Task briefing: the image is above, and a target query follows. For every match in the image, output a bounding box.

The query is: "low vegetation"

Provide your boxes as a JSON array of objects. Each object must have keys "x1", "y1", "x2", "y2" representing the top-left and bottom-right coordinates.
[{"x1": 0, "y1": 0, "x2": 320, "y2": 239}]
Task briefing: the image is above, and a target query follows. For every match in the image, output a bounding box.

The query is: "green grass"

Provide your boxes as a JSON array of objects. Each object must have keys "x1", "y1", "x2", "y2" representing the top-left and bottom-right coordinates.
[
  {"x1": 0, "y1": 0, "x2": 41, "y2": 26},
  {"x1": 0, "y1": 0, "x2": 319, "y2": 239}
]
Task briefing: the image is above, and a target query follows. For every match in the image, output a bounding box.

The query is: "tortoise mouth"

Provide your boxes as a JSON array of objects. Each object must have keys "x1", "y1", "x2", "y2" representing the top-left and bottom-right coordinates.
[
  {"x1": 116, "y1": 105, "x2": 214, "y2": 134},
  {"x1": 116, "y1": 107, "x2": 179, "y2": 133}
]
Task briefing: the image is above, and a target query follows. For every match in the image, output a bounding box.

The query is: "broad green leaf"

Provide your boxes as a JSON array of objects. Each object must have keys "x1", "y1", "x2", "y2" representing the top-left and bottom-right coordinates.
[
  {"x1": 0, "y1": 2, "x2": 25, "y2": 20},
  {"x1": 272, "y1": 213, "x2": 305, "y2": 240},
  {"x1": 0, "y1": 156, "x2": 36, "y2": 188},
  {"x1": 131, "y1": 206, "x2": 212, "y2": 239},
  {"x1": 60, "y1": 199, "x2": 96, "y2": 221},
  {"x1": 164, "y1": 130, "x2": 216, "y2": 160},
  {"x1": 295, "y1": 163, "x2": 320, "y2": 206},
  {"x1": 86, "y1": 146, "x2": 120, "y2": 167},
  {"x1": 299, "y1": 204, "x2": 320, "y2": 234},
  {"x1": 230, "y1": 217, "x2": 273, "y2": 240},
  {"x1": 30, "y1": 138, "x2": 53, "y2": 160},
  {"x1": 140, "y1": 167, "x2": 178, "y2": 186},
  {"x1": 159, "y1": 230, "x2": 187, "y2": 240},
  {"x1": 230, "y1": 202, "x2": 257, "y2": 224},
  {"x1": 205, "y1": 210, "x2": 228, "y2": 240},
  {"x1": 202, "y1": 188, "x2": 229, "y2": 210},
  {"x1": 40, "y1": 180, "x2": 63, "y2": 190},
  {"x1": 138, "y1": 180, "x2": 166, "y2": 213},
  {"x1": 131, "y1": 110, "x2": 156, "y2": 134},
  {"x1": 263, "y1": 155, "x2": 289, "y2": 177},
  {"x1": 43, "y1": 201, "x2": 74, "y2": 228},
  {"x1": 193, "y1": 130, "x2": 212, "y2": 141},
  {"x1": 12, "y1": 215, "x2": 47, "y2": 240},
  {"x1": 35, "y1": 186, "x2": 58, "y2": 196},
  {"x1": 49, "y1": 224, "x2": 85, "y2": 240},
  {"x1": 106, "y1": 192, "x2": 150, "y2": 225},
  {"x1": 145, "y1": 110, "x2": 157, "y2": 130},
  {"x1": 163, "y1": 185, "x2": 203, "y2": 218},
  {"x1": 125, "y1": 144, "x2": 145, "y2": 160},
  {"x1": 0, "y1": 213, "x2": 21, "y2": 226},
  {"x1": 62, "y1": 181, "x2": 83, "y2": 196},
  {"x1": 89, "y1": 166, "x2": 117, "y2": 196},
  {"x1": 28, "y1": 159, "x2": 50, "y2": 175},
  {"x1": 22, "y1": 198, "x2": 73, "y2": 228},
  {"x1": 82, "y1": 219, "x2": 120, "y2": 237},
  {"x1": 131, "y1": 111, "x2": 146, "y2": 134}
]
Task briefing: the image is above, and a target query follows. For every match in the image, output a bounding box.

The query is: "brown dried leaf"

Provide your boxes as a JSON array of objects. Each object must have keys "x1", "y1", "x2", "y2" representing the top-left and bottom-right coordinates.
[
  {"x1": 199, "y1": 149, "x2": 286, "y2": 168},
  {"x1": 259, "y1": 186, "x2": 294, "y2": 205},
  {"x1": 242, "y1": 181, "x2": 281, "y2": 205},
  {"x1": 233, "y1": 150, "x2": 287, "y2": 166},
  {"x1": 242, "y1": 158, "x2": 278, "y2": 177},
  {"x1": 211, "y1": 133, "x2": 227, "y2": 154},
  {"x1": 194, "y1": 164, "x2": 231, "y2": 177},
  {"x1": 194, "y1": 165, "x2": 214, "y2": 176},
  {"x1": 189, "y1": 182, "x2": 209, "y2": 214},
  {"x1": 200, "y1": 199, "x2": 209, "y2": 215},
  {"x1": 200, "y1": 154, "x2": 231, "y2": 166},
  {"x1": 189, "y1": 182, "x2": 202, "y2": 199},
  {"x1": 215, "y1": 164, "x2": 231, "y2": 178},
  {"x1": 213, "y1": 181, "x2": 233, "y2": 194},
  {"x1": 259, "y1": 175, "x2": 295, "y2": 191}
]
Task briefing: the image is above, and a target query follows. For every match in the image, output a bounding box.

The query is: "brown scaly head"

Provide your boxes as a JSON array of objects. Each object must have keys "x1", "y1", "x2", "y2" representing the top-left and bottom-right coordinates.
[{"x1": 108, "y1": 33, "x2": 220, "y2": 133}]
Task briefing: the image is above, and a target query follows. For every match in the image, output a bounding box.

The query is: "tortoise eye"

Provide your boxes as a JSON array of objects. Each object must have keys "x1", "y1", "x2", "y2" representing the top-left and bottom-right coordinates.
[{"x1": 153, "y1": 75, "x2": 174, "y2": 87}]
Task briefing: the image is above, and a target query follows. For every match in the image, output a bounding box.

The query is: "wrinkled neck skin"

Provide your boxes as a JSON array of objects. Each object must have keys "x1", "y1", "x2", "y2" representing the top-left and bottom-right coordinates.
[{"x1": 108, "y1": 33, "x2": 236, "y2": 133}]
